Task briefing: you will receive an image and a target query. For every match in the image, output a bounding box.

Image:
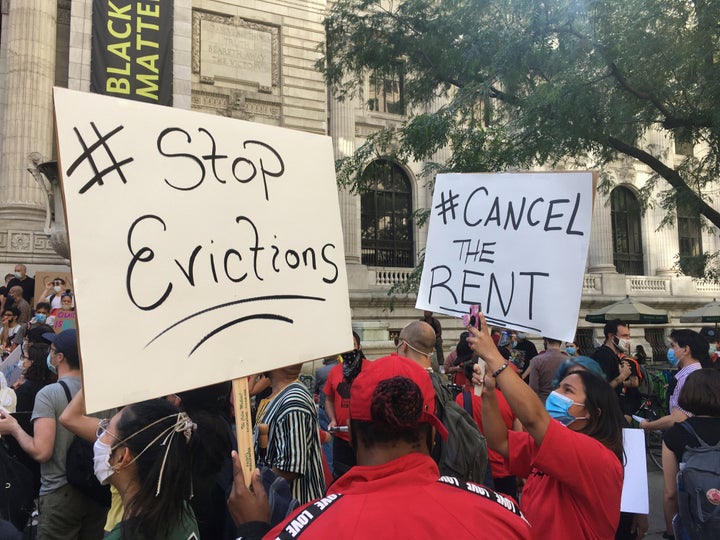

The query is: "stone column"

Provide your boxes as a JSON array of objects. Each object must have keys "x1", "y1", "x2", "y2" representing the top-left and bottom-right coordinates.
[
  {"x1": 587, "y1": 191, "x2": 617, "y2": 273},
  {"x1": 651, "y1": 199, "x2": 680, "y2": 276},
  {"x1": 329, "y1": 91, "x2": 361, "y2": 264},
  {"x1": 0, "y1": 0, "x2": 57, "y2": 225}
]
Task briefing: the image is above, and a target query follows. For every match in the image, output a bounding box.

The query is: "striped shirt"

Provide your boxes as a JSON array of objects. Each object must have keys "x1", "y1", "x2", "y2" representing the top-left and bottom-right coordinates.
[
  {"x1": 670, "y1": 362, "x2": 702, "y2": 416},
  {"x1": 256, "y1": 382, "x2": 325, "y2": 504}
]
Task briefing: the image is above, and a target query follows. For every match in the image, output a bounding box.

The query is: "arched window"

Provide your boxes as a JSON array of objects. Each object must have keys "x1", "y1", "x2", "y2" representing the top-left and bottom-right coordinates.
[
  {"x1": 611, "y1": 186, "x2": 644, "y2": 275},
  {"x1": 360, "y1": 159, "x2": 413, "y2": 267},
  {"x1": 677, "y1": 198, "x2": 704, "y2": 277}
]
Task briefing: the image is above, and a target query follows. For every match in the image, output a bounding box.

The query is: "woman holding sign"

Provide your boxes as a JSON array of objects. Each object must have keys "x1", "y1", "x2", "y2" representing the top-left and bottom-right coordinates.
[
  {"x1": 96, "y1": 398, "x2": 225, "y2": 540},
  {"x1": 467, "y1": 312, "x2": 625, "y2": 540}
]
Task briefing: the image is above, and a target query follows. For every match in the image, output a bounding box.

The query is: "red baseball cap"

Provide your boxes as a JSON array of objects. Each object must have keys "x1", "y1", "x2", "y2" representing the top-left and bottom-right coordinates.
[{"x1": 350, "y1": 355, "x2": 448, "y2": 440}]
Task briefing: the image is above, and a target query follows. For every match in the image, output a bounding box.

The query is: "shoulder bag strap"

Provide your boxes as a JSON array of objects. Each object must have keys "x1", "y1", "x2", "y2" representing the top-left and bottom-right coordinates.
[{"x1": 57, "y1": 379, "x2": 72, "y2": 404}]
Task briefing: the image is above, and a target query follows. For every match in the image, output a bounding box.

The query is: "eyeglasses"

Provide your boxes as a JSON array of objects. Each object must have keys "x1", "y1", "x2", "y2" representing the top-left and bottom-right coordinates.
[
  {"x1": 52, "y1": 281, "x2": 63, "y2": 286},
  {"x1": 96, "y1": 418, "x2": 121, "y2": 442}
]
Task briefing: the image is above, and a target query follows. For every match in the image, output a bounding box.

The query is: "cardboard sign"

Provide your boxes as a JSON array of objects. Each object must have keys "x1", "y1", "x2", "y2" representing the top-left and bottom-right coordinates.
[
  {"x1": 52, "y1": 310, "x2": 76, "y2": 333},
  {"x1": 417, "y1": 172, "x2": 593, "y2": 342},
  {"x1": 34, "y1": 271, "x2": 73, "y2": 309},
  {"x1": 53, "y1": 87, "x2": 352, "y2": 412}
]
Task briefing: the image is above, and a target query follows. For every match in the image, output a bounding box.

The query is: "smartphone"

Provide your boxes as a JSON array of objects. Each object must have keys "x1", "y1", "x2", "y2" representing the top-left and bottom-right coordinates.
[
  {"x1": 462, "y1": 305, "x2": 481, "y2": 330},
  {"x1": 474, "y1": 361, "x2": 486, "y2": 396}
]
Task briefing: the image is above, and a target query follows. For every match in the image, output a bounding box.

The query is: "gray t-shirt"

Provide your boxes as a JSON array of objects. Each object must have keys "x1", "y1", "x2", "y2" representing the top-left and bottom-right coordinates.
[{"x1": 31, "y1": 375, "x2": 82, "y2": 495}]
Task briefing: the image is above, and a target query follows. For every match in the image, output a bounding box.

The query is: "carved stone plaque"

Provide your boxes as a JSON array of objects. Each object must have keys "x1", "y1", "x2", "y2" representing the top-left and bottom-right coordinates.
[{"x1": 198, "y1": 16, "x2": 275, "y2": 89}]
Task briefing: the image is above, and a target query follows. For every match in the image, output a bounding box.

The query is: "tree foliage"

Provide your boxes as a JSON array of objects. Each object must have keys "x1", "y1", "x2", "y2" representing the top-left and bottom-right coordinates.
[{"x1": 320, "y1": 0, "x2": 720, "y2": 244}]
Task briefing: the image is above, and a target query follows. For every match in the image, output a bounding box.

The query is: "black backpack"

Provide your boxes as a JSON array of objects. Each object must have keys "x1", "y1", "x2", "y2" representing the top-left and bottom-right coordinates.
[
  {"x1": 0, "y1": 438, "x2": 34, "y2": 531},
  {"x1": 677, "y1": 421, "x2": 720, "y2": 540},
  {"x1": 430, "y1": 373, "x2": 488, "y2": 483},
  {"x1": 57, "y1": 381, "x2": 111, "y2": 508}
]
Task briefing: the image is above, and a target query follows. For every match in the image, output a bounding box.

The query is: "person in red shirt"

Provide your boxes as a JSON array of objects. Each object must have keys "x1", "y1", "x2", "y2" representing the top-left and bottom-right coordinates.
[
  {"x1": 467, "y1": 313, "x2": 625, "y2": 540},
  {"x1": 323, "y1": 332, "x2": 370, "y2": 478},
  {"x1": 228, "y1": 355, "x2": 532, "y2": 540},
  {"x1": 455, "y1": 359, "x2": 519, "y2": 499}
]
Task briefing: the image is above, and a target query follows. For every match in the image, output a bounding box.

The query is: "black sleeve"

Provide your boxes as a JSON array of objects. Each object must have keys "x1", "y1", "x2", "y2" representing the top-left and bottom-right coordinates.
[
  {"x1": 592, "y1": 347, "x2": 619, "y2": 381},
  {"x1": 663, "y1": 423, "x2": 692, "y2": 463},
  {"x1": 234, "y1": 521, "x2": 272, "y2": 540}
]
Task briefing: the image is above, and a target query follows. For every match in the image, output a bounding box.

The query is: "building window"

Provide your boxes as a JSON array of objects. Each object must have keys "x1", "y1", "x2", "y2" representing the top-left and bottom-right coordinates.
[
  {"x1": 611, "y1": 186, "x2": 644, "y2": 275},
  {"x1": 677, "y1": 199, "x2": 704, "y2": 277},
  {"x1": 367, "y1": 65, "x2": 405, "y2": 115},
  {"x1": 674, "y1": 132, "x2": 694, "y2": 157},
  {"x1": 361, "y1": 159, "x2": 413, "y2": 267}
]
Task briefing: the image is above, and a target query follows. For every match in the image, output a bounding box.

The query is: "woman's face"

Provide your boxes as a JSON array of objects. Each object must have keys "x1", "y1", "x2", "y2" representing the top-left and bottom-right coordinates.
[
  {"x1": 555, "y1": 373, "x2": 589, "y2": 431},
  {"x1": 21, "y1": 343, "x2": 32, "y2": 371},
  {"x1": 99, "y1": 410, "x2": 128, "y2": 482},
  {"x1": 60, "y1": 297, "x2": 73, "y2": 310}
]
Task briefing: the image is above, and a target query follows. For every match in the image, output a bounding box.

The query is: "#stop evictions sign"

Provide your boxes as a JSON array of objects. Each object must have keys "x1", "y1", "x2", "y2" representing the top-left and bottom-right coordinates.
[
  {"x1": 53, "y1": 87, "x2": 352, "y2": 412},
  {"x1": 417, "y1": 172, "x2": 594, "y2": 342}
]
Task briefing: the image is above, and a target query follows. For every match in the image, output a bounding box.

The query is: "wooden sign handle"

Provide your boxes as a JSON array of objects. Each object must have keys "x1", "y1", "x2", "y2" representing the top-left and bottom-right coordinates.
[{"x1": 232, "y1": 377, "x2": 256, "y2": 487}]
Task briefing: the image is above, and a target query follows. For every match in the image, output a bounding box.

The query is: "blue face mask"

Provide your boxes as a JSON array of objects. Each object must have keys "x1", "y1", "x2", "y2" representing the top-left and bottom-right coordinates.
[
  {"x1": 709, "y1": 344, "x2": 717, "y2": 356},
  {"x1": 667, "y1": 348, "x2": 679, "y2": 367},
  {"x1": 545, "y1": 391, "x2": 586, "y2": 426},
  {"x1": 46, "y1": 352, "x2": 57, "y2": 374},
  {"x1": 566, "y1": 346, "x2": 577, "y2": 355},
  {"x1": 34, "y1": 314, "x2": 47, "y2": 324}
]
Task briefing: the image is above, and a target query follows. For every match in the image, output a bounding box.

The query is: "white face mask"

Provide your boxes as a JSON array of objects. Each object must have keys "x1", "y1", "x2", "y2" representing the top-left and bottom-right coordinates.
[
  {"x1": 53, "y1": 285, "x2": 62, "y2": 293},
  {"x1": 93, "y1": 439, "x2": 116, "y2": 485},
  {"x1": 615, "y1": 337, "x2": 631, "y2": 352}
]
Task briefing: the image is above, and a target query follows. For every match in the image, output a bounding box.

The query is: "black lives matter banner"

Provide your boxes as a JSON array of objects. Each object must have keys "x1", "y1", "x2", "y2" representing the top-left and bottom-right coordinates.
[{"x1": 91, "y1": 0, "x2": 173, "y2": 105}]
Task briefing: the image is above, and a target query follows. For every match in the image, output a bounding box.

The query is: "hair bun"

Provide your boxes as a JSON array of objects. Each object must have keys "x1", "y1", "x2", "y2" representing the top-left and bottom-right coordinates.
[{"x1": 370, "y1": 376, "x2": 423, "y2": 429}]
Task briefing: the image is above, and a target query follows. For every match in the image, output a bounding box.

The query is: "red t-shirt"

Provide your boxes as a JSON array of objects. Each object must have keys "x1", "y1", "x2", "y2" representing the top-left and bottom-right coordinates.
[
  {"x1": 323, "y1": 361, "x2": 369, "y2": 442},
  {"x1": 507, "y1": 420, "x2": 623, "y2": 540},
  {"x1": 264, "y1": 452, "x2": 532, "y2": 539},
  {"x1": 455, "y1": 387, "x2": 515, "y2": 479}
]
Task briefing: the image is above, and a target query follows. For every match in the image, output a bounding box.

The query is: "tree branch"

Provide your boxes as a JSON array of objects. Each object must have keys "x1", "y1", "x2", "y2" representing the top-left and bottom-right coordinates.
[{"x1": 606, "y1": 136, "x2": 720, "y2": 228}]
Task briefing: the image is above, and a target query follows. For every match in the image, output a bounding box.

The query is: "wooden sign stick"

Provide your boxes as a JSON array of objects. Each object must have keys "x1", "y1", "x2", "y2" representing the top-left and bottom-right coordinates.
[{"x1": 232, "y1": 377, "x2": 256, "y2": 487}]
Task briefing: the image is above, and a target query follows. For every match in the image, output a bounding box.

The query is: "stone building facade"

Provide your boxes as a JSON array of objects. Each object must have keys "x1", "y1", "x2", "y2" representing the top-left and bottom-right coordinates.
[{"x1": 1, "y1": 0, "x2": 719, "y2": 359}]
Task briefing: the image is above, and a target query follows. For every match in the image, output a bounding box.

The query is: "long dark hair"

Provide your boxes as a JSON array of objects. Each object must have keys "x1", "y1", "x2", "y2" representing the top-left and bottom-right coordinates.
[
  {"x1": 23, "y1": 342, "x2": 54, "y2": 384},
  {"x1": 115, "y1": 399, "x2": 226, "y2": 539},
  {"x1": 571, "y1": 370, "x2": 625, "y2": 464}
]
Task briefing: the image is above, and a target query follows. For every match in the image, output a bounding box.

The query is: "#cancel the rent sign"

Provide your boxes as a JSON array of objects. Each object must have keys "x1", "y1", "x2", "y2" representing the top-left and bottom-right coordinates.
[
  {"x1": 417, "y1": 172, "x2": 594, "y2": 342},
  {"x1": 53, "y1": 87, "x2": 352, "y2": 413}
]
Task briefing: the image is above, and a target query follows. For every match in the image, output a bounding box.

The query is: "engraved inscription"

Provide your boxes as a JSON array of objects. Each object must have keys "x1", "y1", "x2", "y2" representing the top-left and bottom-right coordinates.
[{"x1": 200, "y1": 19, "x2": 272, "y2": 87}]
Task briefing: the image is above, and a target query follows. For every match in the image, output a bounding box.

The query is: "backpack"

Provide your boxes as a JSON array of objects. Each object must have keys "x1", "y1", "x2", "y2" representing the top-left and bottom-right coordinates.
[
  {"x1": 430, "y1": 373, "x2": 488, "y2": 484},
  {"x1": 57, "y1": 381, "x2": 111, "y2": 508},
  {"x1": 677, "y1": 421, "x2": 720, "y2": 540},
  {"x1": 0, "y1": 438, "x2": 34, "y2": 531}
]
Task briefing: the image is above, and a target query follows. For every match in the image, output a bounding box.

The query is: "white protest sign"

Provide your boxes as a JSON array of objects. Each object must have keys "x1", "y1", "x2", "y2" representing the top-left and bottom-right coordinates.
[
  {"x1": 416, "y1": 172, "x2": 593, "y2": 342},
  {"x1": 621, "y1": 428, "x2": 649, "y2": 514},
  {"x1": 53, "y1": 87, "x2": 352, "y2": 413}
]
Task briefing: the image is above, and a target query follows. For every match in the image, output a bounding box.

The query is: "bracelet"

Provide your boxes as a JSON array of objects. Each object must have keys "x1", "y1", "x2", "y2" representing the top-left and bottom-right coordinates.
[{"x1": 492, "y1": 361, "x2": 511, "y2": 378}]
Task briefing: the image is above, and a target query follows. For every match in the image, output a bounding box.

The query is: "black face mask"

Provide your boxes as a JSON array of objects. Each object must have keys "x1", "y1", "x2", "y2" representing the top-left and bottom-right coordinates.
[{"x1": 341, "y1": 349, "x2": 364, "y2": 381}]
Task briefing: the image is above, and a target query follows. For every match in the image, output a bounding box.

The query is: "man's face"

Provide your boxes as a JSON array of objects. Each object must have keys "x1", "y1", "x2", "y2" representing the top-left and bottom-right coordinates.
[
  {"x1": 14, "y1": 266, "x2": 25, "y2": 279},
  {"x1": 2, "y1": 311, "x2": 15, "y2": 325},
  {"x1": 613, "y1": 325, "x2": 631, "y2": 349},
  {"x1": 36, "y1": 307, "x2": 49, "y2": 316}
]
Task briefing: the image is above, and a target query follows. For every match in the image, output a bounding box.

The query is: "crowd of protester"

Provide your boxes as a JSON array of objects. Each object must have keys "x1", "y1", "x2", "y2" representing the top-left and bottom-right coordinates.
[{"x1": 1, "y1": 264, "x2": 720, "y2": 539}]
